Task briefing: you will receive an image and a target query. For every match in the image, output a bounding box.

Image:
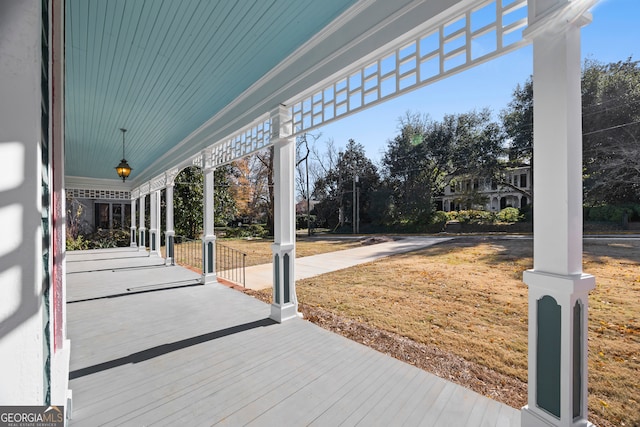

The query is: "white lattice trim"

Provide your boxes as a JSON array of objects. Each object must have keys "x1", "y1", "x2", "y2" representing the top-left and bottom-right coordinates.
[
  {"x1": 210, "y1": 116, "x2": 272, "y2": 167},
  {"x1": 286, "y1": 0, "x2": 528, "y2": 135},
  {"x1": 68, "y1": 188, "x2": 131, "y2": 200}
]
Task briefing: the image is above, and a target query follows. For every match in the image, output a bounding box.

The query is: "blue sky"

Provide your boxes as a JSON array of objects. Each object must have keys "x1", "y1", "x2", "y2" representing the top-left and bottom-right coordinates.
[{"x1": 316, "y1": 0, "x2": 639, "y2": 163}]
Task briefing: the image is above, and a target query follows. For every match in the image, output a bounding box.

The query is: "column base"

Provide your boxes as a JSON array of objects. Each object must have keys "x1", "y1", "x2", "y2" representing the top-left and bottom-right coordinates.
[
  {"x1": 202, "y1": 272, "x2": 217, "y2": 285},
  {"x1": 149, "y1": 229, "x2": 160, "y2": 256},
  {"x1": 130, "y1": 227, "x2": 137, "y2": 248},
  {"x1": 522, "y1": 271, "x2": 595, "y2": 427},
  {"x1": 202, "y1": 235, "x2": 216, "y2": 284},
  {"x1": 522, "y1": 406, "x2": 595, "y2": 427},
  {"x1": 270, "y1": 303, "x2": 302, "y2": 323},
  {"x1": 165, "y1": 231, "x2": 175, "y2": 265},
  {"x1": 138, "y1": 229, "x2": 146, "y2": 252}
]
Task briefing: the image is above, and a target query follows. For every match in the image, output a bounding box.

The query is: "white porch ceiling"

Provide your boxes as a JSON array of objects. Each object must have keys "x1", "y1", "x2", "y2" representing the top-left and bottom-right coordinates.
[{"x1": 65, "y1": 0, "x2": 491, "y2": 186}]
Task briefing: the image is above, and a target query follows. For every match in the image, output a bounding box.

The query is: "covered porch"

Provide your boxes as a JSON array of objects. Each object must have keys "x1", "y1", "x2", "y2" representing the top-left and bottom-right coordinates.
[
  {"x1": 67, "y1": 248, "x2": 520, "y2": 426},
  {"x1": 0, "y1": 0, "x2": 599, "y2": 426}
]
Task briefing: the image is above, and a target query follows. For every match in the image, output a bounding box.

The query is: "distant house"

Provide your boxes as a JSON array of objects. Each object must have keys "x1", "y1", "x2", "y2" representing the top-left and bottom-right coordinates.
[
  {"x1": 438, "y1": 165, "x2": 531, "y2": 212},
  {"x1": 296, "y1": 198, "x2": 320, "y2": 215}
]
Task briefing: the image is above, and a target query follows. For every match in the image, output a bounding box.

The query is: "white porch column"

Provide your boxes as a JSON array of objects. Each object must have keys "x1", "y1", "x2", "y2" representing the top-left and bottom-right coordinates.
[
  {"x1": 270, "y1": 106, "x2": 299, "y2": 323},
  {"x1": 130, "y1": 195, "x2": 137, "y2": 247},
  {"x1": 138, "y1": 193, "x2": 146, "y2": 252},
  {"x1": 149, "y1": 189, "x2": 161, "y2": 256},
  {"x1": 165, "y1": 182, "x2": 175, "y2": 265},
  {"x1": 522, "y1": 2, "x2": 596, "y2": 426},
  {"x1": 202, "y1": 151, "x2": 216, "y2": 284}
]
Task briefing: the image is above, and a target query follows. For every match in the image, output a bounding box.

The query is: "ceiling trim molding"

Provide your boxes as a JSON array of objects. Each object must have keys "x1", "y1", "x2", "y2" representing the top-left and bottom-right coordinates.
[{"x1": 66, "y1": 176, "x2": 132, "y2": 191}]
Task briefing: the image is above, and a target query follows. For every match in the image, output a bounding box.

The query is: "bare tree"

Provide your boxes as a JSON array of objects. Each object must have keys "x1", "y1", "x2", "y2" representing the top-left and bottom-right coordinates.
[{"x1": 296, "y1": 132, "x2": 322, "y2": 234}]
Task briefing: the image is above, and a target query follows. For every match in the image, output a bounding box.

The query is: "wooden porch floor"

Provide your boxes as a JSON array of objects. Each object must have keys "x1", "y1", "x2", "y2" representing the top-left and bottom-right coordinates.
[{"x1": 67, "y1": 248, "x2": 521, "y2": 426}]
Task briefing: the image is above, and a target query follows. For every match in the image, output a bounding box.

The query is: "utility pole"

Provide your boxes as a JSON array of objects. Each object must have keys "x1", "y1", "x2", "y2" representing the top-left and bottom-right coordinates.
[
  {"x1": 306, "y1": 153, "x2": 311, "y2": 236},
  {"x1": 356, "y1": 176, "x2": 360, "y2": 234},
  {"x1": 352, "y1": 175, "x2": 359, "y2": 234}
]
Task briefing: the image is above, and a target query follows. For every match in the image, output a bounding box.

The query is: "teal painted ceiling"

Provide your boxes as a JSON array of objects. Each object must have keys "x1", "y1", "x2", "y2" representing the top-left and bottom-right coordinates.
[{"x1": 65, "y1": 0, "x2": 358, "y2": 181}]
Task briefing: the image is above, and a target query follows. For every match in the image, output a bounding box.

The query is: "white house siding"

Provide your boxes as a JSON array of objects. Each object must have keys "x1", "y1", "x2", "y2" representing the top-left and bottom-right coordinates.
[{"x1": 439, "y1": 166, "x2": 531, "y2": 212}]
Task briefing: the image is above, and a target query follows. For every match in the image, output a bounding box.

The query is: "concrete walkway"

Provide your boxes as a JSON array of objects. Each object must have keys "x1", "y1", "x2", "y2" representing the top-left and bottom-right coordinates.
[{"x1": 244, "y1": 236, "x2": 452, "y2": 290}]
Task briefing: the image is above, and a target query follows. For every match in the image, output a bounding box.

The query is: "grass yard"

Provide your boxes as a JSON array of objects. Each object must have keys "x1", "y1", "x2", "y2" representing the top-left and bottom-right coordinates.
[
  {"x1": 170, "y1": 235, "x2": 366, "y2": 271},
  {"x1": 290, "y1": 237, "x2": 639, "y2": 427},
  {"x1": 214, "y1": 236, "x2": 365, "y2": 267}
]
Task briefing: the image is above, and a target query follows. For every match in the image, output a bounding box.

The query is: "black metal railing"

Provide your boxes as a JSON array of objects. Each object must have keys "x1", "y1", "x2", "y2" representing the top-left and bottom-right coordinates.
[
  {"x1": 171, "y1": 236, "x2": 247, "y2": 287},
  {"x1": 173, "y1": 235, "x2": 202, "y2": 271},
  {"x1": 216, "y1": 242, "x2": 247, "y2": 287}
]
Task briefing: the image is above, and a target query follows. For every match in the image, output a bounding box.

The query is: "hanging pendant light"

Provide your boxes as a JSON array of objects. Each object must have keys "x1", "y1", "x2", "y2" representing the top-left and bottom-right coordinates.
[{"x1": 115, "y1": 128, "x2": 132, "y2": 182}]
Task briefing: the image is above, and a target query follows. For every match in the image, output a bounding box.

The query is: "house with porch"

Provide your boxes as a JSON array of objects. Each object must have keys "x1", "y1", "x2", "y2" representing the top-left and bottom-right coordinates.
[
  {"x1": 1, "y1": 0, "x2": 600, "y2": 425},
  {"x1": 439, "y1": 165, "x2": 531, "y2": 212},
  {"x1": 66, "y1": 180, "x2": 132, "y2": 234}
]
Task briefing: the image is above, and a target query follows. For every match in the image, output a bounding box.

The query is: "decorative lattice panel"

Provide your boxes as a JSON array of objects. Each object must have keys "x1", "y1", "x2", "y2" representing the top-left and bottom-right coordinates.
[
  {"x1": 211, "y1": 118, "x2": 272, "y2": 167},
  {"x1": 288, "y1": 0, "x2": 528, "y2": 135},
  {"x1": 69, "y1": 188, "x2": 131, "y2": 200}
]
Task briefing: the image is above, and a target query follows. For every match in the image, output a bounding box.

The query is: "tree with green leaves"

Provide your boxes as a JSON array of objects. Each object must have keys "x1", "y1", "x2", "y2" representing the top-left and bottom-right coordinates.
[
  {"x1": 582, "y1": 58, "x2": 640, "y2": 205},
  {"x1": 313, "y1": 139, "x2": 379, "y2": 229},
  {"x1": 501, "y1": 58, "x2": 640, "y2": 205},
  {"x1": 382, "y1": 110, "x2": 503, "y2": 224},
  {"x1": 174, "y1": 166, "x2": 203, "y2": 238},
  {"x1": 501, "y1": 78, "x2": 533, "y2": 163},
  {"x1": 173, "y1": 165, "x2": 237, "y2": 239},
  {"x1": 213, "y1": 165, "x2": 238, "y2": 227},
  {"x1": 382, "y1": 113, "x2": 441, "y2": 223}
]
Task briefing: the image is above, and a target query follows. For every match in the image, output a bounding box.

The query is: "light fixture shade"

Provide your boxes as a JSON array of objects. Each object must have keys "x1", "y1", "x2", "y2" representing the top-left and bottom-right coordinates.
[{"x1": 115, "y1": 159, "x2": 132, "y2": 181}]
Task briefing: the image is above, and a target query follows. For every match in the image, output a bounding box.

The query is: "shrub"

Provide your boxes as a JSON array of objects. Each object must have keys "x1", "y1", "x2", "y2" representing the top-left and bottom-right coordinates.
[
  {"x1": 586, "y1": 204, "x2": 640, "y2": 223},
  {"x1": 497, "y1": 207, "x2": 521, "y2": 223},
  {"x1": 296, "y1": 214, "x2": 317, "y2": 230},
  {"x1": 224, "y1": 224, "x2": 269, "y2": 238},
  {"x1": 88, "y1": 229, "x2": 131, "y2": 248},
  {"x1": 431, "y1": 211, "x2": 449, "y2": 225},
  {"x1": 247, "y1": 224, "x2": 268, "y2": 238},
  {"x1": 447, "y1": 210, "x2": 496, "y2": 224},
  {"x1": 66, "y1": 235, "x2": 89, "y2": 251}
]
